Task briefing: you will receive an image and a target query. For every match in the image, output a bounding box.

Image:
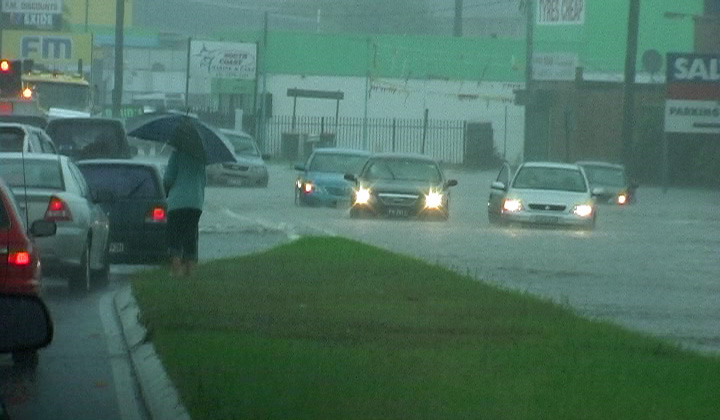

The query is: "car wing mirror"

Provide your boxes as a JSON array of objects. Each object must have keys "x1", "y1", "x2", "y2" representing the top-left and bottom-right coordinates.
[
  {"x1": 490, "y1": 181, "x2": 506, "y2": 191},
  {"x1": 261, "y1": 153, "x2": 272, "y2": 160},
  {"x1": 30, "y1": 220, "x2": 57, "y2": 237},
  {"x1": 344, "y1": 173, "x2": 358, "y2": 182},
  {"x1": 0, "y1": 294, "x2": 53, "y2": 353},
  {"x1": 293, "y1": 162, "x2": 305, "y2": 171},
  {"x1": 445, "y1": 179, "x2": 458, "y2": 188}
]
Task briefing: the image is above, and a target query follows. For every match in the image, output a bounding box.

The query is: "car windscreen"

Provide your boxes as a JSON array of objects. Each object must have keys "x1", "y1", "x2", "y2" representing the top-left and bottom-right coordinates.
[
  {"x1": 0, "y1": 127, "x2": 24, "y2": 152},
  {"x1": 0, "y1": 159, "x2": 64, "y2": 190},
  {"x1": 79, "y1": 165, "x2": 162, "y2": 199},
  {"x1": 46, "y1": 120, "x2": 128, "y2": 159},
  {"x1": 512, "y1": 167, "x2": 587, "y2": 192},
  {"x1": 363, "y1": 158, "x2": 442, "y2": 183},
  {"x1": 309, "y1": 153, "x2": 368, "y2": 174},
  {"x1": 581, "y1": 166, "x2": 626, "y2": 187}
]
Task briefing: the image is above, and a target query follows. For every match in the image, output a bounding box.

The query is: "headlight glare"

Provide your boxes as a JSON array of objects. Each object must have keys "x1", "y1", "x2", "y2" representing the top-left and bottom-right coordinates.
[
  {"x1": 617, "y1": 194, "x2": 627, "y2": 205},
  {"x1": 503, "y1": 199, "x2": 522, "y2": 212},
  {"x1": 355, "y1": 187, "x2": 371, "y2": 204},
  {"x1": 573, "y1": 204, "x2": 593, "y2": 217},
  {"x1": 303, "y1": 182, "x2": 314, "y2": 193},
  {"x1": 424, "y1": 191, "x2": 443, "y2": 209}
]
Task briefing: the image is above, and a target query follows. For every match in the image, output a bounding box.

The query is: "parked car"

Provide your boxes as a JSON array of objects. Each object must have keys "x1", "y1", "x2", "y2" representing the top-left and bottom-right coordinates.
[
  {"x1": 0, "y1": 177, "x2": 56, "y2": 295},
  {"x1": 0, "y1": 122, "x2": 57, "y2": 153},
  {"x1": 0, "y1": 153, "x2": 111, "y2": 291},
  {"x1": 488, "y1": 161, "x2": 599, "y2": 230},
  {"x1": 207, "y1": 128, "x2": 269, "y2": 187},
  {"x1": 295, "y1": 148, "x2": 371, "y2": 207},
  {"x1": 77, "y1": 160, "x2": 168, "y2": 265},
  {"x1": 45, "y1": 117, "x2": 132, "y2": 160},
  {"x1": 345, "y1": 153, "x2": 457, "y2": 220},
  {"x1": 576, "y1": 161, "x2": 637, "y2": 205}
]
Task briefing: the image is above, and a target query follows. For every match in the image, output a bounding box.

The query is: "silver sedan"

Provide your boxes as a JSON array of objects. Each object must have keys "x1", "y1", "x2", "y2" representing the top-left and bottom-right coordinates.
[
  {"x1": 0, "y1": 153, "x2": 110, "y2": 291},
  {"x1": 488, "y1": 161, "x2": 599, "y2": 230}
]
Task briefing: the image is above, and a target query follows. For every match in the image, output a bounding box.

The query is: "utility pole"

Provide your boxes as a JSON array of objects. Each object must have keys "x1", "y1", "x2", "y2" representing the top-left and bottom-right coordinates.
[
  {"x1": 523, "y1": 0, "x2": 535, "y2": 158},
  {"x1": 621, "y1": 0, "x2": 641, "y2": 170},
  {"x1": 112, "y1": 0, "x2": 125, "y2": 118},
  {"x1": 258, "y1": 11, "x2": 269, "y2": 151},
  {"x1": 454, "y1": 0, "x2": 463, "y2": 37}
]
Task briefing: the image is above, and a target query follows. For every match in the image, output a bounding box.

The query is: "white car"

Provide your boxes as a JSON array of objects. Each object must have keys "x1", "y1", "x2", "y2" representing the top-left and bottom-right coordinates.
[
  {"x1": 0, "y1": 153, "x2": 111, "y2": 291},
  {"x1": 488, "y1": 161, "x2": 599, "y2": 230},
  {"x1": 0, "y1": 122, "x2": 57, "y2": 154}
]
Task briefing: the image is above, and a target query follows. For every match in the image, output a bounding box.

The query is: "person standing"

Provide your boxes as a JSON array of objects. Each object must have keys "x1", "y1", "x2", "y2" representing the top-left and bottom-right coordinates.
[{"x1": 163, "y1": 124, "x2": 207, "y2": 277}]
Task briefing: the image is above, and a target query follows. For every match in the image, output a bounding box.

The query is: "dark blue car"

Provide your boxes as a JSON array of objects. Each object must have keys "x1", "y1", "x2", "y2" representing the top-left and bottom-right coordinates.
[
  {"x1": 77, "y1": 160, "x2": 168, "y2": 264},
  {"x1": 294, "y1": 148, "x2": 370, "y2": 207}
]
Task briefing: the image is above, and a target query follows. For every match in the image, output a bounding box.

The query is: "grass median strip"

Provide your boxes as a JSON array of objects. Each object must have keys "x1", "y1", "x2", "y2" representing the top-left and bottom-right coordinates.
[{"x1": 131, "y1": 236, "x2": 720, "y2": 420}]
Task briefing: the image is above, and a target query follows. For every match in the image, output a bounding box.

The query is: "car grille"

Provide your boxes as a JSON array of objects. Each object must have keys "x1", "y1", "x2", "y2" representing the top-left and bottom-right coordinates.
[
  {"x1": 528, "y1": 204, "x2": 566, "y2": 212},
  {"x1": 378, "y1": 193, "x2": 420, "y2": 206},
  {"x1": 222, "y1": 163, "x2": 249, "y2": 171}
]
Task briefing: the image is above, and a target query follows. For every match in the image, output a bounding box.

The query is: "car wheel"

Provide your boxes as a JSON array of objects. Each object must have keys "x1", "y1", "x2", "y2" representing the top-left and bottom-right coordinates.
[
  {"x1": 12, "y1": 350, "x2": 39, "y2": 367},
  {"x1": 69, "y1": 241, "x2": 91, "y2": 292},
  {"x1": 92, "y1": 240, "x2": 110, "y2": 286}
]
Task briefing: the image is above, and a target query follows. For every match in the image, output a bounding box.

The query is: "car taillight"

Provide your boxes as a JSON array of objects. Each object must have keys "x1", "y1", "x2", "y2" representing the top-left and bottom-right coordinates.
[
  {"x1": 146, "y1": 206, "x2": 167, "y2": 223},
  {"x1": 8, "y1": 250, "x2": 31, "y2": 266},
  {"x1": 45, "y1": 196, "x2": 72, "y2": 221}
]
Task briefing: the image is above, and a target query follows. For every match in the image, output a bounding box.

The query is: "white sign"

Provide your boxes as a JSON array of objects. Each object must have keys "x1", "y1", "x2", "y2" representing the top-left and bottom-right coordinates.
[
  {"x1": 189, "y1": 40, "x2": 257, "y2": 80},
  {"x1": 532, "y1": 52, "x2": 578, "y2": 81},
  {"x1": 664, "y1": 100, "x2": 720, "y2": 134},
  {"x1": 537, "y1": 0, "x2": 585, "y2": 25},
  {"x1": 1, "y1": 0, "x2": 62, "y2": 14}
]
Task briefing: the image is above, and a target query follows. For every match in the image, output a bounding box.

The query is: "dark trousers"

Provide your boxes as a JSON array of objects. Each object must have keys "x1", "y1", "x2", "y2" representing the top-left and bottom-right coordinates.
[{"x1": 167, "y1": 208, "x2": 202, "y2": 262}]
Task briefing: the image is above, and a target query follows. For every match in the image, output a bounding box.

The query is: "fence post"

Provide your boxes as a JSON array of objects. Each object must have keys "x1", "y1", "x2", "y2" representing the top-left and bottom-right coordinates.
[
  {"x1": 421, "y1": 109, "x2": 429, "y2": 154},
  {"x1": 392, "y1": 118, "x2": 397, "y2": 152}
]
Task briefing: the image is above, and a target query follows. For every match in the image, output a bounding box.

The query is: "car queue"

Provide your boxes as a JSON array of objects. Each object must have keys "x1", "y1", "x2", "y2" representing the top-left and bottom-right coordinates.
[{"x1": 1, "y1": 113, "x2": 634, "y2": 368}]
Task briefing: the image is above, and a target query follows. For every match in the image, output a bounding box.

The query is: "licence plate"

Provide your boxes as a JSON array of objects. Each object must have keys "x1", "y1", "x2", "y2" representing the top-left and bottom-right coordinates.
[
  {"x1": 386, "y1": 207, "x2": 409, "y2": 217},
  {"x1": 534, "y1": 215, "x2": 559, "y2": 224},
  {"x1": 228, "y1": 178, "x2": 246, "y2": 186},
  {"x1": 109, "y1": 242, "x2": 124, "y2": 253}
]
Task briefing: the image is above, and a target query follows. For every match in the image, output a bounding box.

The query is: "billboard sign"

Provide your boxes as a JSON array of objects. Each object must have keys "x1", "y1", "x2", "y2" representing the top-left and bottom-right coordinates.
[
  {"x1": 532, "y1": 52, "x2": 578, "y2": 81},
  {"x1": 1, "y1": 0, "x2": 62, "y2": 14},
  {"x1": 665, "y1": 53, "x2": 720, "y2": 134},
  {"x1": 537, "y1": 0, "x2": 585, "y2": 25},
  {"x1": 189, "y1": 40, "x2": 257, "y2": 80},
  {"x1": 1, "y1": 30, "x2": 92, "y2": 72},
  {"x1": 1, "y1": 0, "x2": 62, "y2": 30}
]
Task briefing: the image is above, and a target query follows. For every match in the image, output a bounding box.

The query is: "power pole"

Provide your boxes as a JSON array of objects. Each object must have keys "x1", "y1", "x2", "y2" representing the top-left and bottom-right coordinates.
[
  {"x1": 523, "y1": 0, "x2": 535, "y2": 158},
  {"x1": 454, "y1": 0, "x2": 463, "y2": 37},
  {"x1": 621, "y1": 0, "x2": 641, "y2": 170},
  {"x1": 112, "y1": 0, "x2": 125, "y2": 118}
]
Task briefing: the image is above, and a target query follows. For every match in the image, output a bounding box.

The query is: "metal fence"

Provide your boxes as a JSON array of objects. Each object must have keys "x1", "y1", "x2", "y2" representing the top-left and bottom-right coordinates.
[{"x1": 261, "y1": 116, "x2": 466, "y2": 164}]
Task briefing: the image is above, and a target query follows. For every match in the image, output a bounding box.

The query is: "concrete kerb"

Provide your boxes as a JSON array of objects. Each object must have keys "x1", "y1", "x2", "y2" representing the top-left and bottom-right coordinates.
[{"x1": 114, "y1": 286, "x2": 191, "y2": 420}]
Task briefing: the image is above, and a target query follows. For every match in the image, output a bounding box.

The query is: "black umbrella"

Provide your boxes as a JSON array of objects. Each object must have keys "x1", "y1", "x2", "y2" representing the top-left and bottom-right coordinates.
[{"x1": 126, "y1": 113, "x2": 236, "y2": 165}]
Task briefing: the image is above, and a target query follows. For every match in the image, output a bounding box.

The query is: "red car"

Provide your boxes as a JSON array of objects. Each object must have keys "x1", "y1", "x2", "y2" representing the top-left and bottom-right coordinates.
[{"x1": 0, "y1": 177, "x2": 56, "y2": 295}]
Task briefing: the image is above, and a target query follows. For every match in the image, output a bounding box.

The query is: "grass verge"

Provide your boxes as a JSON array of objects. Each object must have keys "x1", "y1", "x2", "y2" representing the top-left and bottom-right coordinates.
[{"x1": 131, "y1": 236, "x2": 720, "y2": 420}]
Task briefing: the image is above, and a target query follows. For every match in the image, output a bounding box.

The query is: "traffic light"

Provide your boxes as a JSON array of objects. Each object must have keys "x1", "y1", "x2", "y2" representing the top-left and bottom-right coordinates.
[{"x1": 0, "y1": 59, "x2": 23, "y2": 98}]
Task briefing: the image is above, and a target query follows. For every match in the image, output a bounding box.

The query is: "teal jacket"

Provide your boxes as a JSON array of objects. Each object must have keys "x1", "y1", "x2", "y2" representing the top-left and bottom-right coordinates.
[{"x1": 163, "y1": 149, "x2": 207, "y2": 211}]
